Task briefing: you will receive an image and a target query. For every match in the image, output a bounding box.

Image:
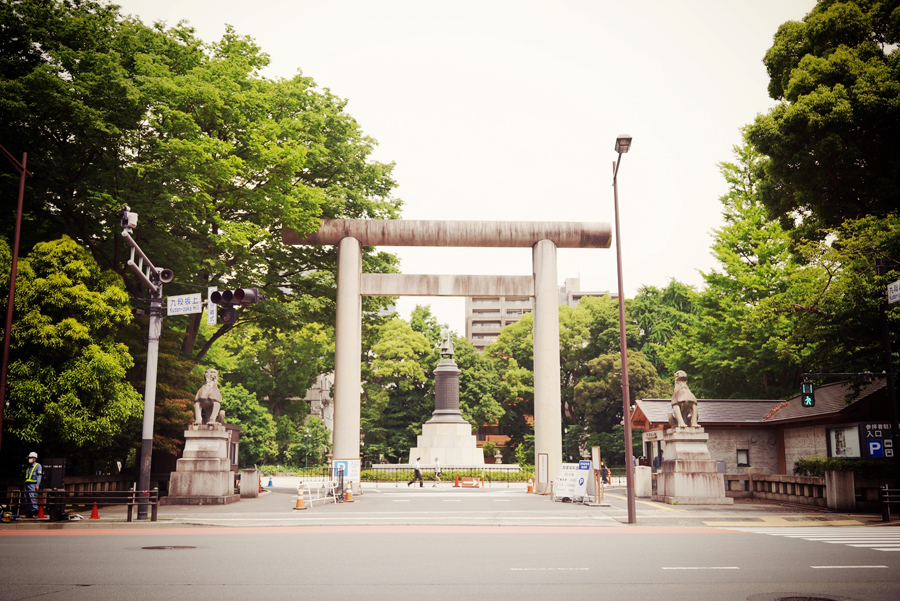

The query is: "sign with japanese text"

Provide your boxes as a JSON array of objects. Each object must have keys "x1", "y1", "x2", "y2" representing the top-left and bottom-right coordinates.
[
  {"x1": 889, "y1": 281, "x2": 900, "y2": 304},
  {"x1": 862, "y1": 422, "x2": 894, "y2": 459},
  {"x1": 207, "y1": 287, "x2": 217, "y2": 325},
  {"x1": 167, "y1": 293, "x2": 202, "y2": 315},
  {"x1": 554, "y1": 461, "x2": 591, "y2": 501}
]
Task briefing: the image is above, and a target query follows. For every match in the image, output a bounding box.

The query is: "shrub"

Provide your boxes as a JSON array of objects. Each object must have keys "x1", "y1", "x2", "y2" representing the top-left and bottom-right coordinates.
[{"x1": 793, "y1": 456, "x2": 892, "y2": 480}]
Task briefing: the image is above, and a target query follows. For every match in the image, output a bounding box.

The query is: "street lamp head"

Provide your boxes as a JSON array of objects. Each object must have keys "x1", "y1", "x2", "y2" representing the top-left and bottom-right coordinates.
[{"x1": 615, "y1": 135, "x2": 633, "y2": 154}]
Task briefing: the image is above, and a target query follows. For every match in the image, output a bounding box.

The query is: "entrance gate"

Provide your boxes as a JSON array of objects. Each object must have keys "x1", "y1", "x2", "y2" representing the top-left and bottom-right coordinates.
[{"x1": 284, "y1": 220, "x2": 611, "y2": 489}]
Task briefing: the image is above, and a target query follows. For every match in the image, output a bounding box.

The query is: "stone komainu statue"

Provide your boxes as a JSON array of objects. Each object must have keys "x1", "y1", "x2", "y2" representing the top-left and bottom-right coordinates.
[
  {"x1": 194, "y1": 368, "x2": 225, "y2": 427},
  {"x1": 668, "y1": 370, "x2": 699, "y2": 428}
]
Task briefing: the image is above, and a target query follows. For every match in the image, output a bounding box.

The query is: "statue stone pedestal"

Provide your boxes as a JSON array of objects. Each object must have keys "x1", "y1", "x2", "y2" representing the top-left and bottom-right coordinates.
[
  {"x1": 408, "y1": 357, "x2": 484, "y2": 467},
  {"x1": 162, "y1": 425, "x2": 239, "y2": 505},
  {"x1": 652, "y1": 427, "x2": 732, "y2": 505}
]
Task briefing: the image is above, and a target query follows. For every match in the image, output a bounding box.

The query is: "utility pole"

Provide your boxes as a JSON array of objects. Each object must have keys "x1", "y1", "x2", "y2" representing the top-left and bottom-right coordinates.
[
  {"x1": 119, "y1": 207, "x2": 173, "y2": 520},
  {"x1": 875, "y1": 259, "x2": 900, "y2": 486},
  {"x1": 0, "y1": 144, "x2": 32, "y2": 455}
]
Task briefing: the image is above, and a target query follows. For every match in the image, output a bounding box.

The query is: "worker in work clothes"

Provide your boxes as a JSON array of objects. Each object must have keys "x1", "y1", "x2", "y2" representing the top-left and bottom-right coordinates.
[{"x1": 24, "y1": 452, "x2": 42, "y2": 518}]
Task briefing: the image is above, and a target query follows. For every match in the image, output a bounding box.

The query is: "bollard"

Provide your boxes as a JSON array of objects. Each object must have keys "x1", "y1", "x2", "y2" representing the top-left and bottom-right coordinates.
[{"x1": 268, "y1": 475, "x2": 273, "y2": 487}]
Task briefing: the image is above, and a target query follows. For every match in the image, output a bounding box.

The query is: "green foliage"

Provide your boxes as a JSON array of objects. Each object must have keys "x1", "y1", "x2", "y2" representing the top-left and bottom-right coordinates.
[
  {"x1": 747, "y1": 0, "x2": 900, "y2": 234},
  {"x1": 453, "y1": 338, "x2": 505, "y2": 430},
  {"x1": 514, "y1": 434, "x2": 535, "y2": 467},
  {"x1": 481, "y1": 441, "x2": 498, "y2": 458},
  {"x1": 360, "y1": 317, "x2": 435, "y2": 463},
  {"x1": 663, "y1": 141, "x2": 827, "y2": 399},
  {"x1": 225, "y1": 322, "x2": 332, "y2": 418},
  {"x1": 630, "y1": 280, "x2": 698, "y2": 379},
  {"x1": 573, "y1": 351, "x2": 667, "y2": 436},
  {"x1": 793, "y1": 456, "x2": 893, "y2": 480},
  {"x1": 220, "y1": 383, "x2": 277, "y2": 465},
  {"x1": 282, "y1": 416, "x2": 331, "y2": 468},
  {"x1": 0, "y1": 237, "x2": 141, "y2": 471}
]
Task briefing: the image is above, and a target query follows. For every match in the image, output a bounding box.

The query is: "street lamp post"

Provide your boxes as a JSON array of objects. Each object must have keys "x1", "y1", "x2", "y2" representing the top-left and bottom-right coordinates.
[
  {"x1": 564, "y1": 427, "x2": 568, "y2": 462},
  {"x1": 305, "y1": 428, "x2": 310, "y2": 469},
  {"x1": 612, "y1": 134, "x2": 637, "y2": 524}
]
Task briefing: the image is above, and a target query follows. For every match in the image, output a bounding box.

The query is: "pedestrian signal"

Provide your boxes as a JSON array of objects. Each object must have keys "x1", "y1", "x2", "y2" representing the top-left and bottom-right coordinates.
[{"x1": 801, "y1": 381, "x2": 815, "y2": 407}]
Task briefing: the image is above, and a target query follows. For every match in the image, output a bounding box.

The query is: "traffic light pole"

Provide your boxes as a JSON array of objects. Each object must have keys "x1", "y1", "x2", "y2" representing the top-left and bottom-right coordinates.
[
  {"x1": 120, "y1": 209, "x2": 171, "y2": 520},
  {"x1": 879, "y1": 297, "x2": 900, "y2": 487}
]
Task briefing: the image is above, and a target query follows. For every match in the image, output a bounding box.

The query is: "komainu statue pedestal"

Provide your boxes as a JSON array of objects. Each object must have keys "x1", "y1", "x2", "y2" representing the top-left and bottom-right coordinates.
[
  {"x1": 652, "y1": 427, "x2": 732, "y2": 505},
  {"x1": 162, "y1": 425, "x2": 239, "y2": 505}
]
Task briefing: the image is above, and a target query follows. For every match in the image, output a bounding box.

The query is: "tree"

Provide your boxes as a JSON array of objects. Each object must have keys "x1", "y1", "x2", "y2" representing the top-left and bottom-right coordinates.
[
  {"x1": 573, "y1": 351, "x2": 667, "y2": 442},
  {"x1": 0, "y1": 237, "x2": 142, "y2": 472},
  {"x1": 453, "y1": 338, "x2": 505, "y2": 430},
  {"x1": 360, "y1": 317, "x2": 434, "y2": 463},
  {"x1": 0, "y1": 0, "x2": 402, "y2": 365},
  {"x1": 664, "y1": 141, "x2": 829, "y2": 399},
  {"x1": 747, "y1": 0, "x2": 900, "y2": 234},
  {"x1": 630, "y1": 280, "x2": 698, "y2": 379},
  {"x1": 219, "y1": 382, "x2": 277, "y2": 465}
]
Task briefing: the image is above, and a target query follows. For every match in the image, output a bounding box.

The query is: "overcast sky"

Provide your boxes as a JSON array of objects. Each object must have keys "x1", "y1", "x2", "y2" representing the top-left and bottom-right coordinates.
[{"x1": 115, "y1": 0, "x2": 818, "y2": 334}]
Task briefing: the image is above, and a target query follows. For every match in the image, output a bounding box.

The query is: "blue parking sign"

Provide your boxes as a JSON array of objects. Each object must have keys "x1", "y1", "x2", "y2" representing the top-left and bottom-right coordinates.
[{"x1": 869, "y1": 440, "x2": 884, "y2": 458}]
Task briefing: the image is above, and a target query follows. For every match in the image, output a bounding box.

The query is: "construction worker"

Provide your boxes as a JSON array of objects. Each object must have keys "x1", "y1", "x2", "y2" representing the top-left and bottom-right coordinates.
[{"x1": 24, "y1": 452, "x2": 42, "y2": 518}]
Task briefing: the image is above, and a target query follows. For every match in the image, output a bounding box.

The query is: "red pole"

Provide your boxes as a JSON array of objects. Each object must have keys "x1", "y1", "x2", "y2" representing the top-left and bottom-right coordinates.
[{"x1": 0, "y1": 148, "x2": 30, "y2": 454}]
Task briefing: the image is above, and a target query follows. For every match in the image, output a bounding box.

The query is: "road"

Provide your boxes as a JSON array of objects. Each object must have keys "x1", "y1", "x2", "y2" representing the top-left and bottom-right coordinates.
[{"x1": 1, "y1": 482, "x2": 898, "y2": 601}]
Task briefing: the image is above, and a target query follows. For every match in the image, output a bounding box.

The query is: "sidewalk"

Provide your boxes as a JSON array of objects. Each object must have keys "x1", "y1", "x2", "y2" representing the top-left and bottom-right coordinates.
[{"x1": 1, "y1": 479, "x2": 896, "y2": 530}]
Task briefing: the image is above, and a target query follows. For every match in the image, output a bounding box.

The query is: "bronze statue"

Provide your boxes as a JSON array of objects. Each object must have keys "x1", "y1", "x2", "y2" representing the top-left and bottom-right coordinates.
[
  {"x1": 194, "y1": 368, "x2": 225, "y2": 427},
  {"x1": 668, "y1": 370, "x2": 699, "y2": 428}
]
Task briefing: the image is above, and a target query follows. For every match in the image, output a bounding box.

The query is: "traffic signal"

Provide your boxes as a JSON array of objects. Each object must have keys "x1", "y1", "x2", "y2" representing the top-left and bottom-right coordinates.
[
  {"x1": 210, "y1": 288, "x2": 261, "y2": 305},
  {"x1": 801, "y1": 380, "x2": 815, "y2": 407},
  {"x1": 209, "y1": 288, "x2": 262, "y2": 324}
]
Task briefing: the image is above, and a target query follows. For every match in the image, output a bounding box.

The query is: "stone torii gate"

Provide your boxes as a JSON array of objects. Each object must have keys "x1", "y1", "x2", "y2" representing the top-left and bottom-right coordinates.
[{"x1": 283, "y1": 219, "x2": 611, "y2": 489}]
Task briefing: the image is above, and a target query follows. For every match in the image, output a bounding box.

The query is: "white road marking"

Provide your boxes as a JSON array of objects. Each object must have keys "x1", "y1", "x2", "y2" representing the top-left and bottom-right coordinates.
[
  {"x1": 511, "y1": 568, "x2": 589, "y2": 571},
  {"x1": 811, "y1": 565, "x2": 888, "y2": 569},
  {"x1": 722, "y1": 527, "x2": 900, "y2": 553},
  {"x1": 662, "y1": 567, "x2": 739, "y2": 570}
]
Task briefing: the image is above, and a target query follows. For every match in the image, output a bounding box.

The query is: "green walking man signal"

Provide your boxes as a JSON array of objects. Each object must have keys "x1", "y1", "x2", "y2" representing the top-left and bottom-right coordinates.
[{"x1": 801, "y1": 380, "x2": 815, "y2": 407}]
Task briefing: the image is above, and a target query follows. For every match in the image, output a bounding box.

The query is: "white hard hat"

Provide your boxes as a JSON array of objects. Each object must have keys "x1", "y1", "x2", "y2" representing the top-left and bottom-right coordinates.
[{"x1": 28, "y1": 452, "x2": 38, "y2": 459}]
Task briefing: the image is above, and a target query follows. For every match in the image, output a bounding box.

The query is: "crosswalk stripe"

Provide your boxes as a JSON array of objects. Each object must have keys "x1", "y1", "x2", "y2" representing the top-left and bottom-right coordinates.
[{"x1": 722, "y1": 526, "x2": 900, "y2": 553}]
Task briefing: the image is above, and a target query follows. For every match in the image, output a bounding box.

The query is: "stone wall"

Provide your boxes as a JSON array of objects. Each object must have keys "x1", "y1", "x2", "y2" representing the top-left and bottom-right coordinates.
[
  {"x1": 706, "y1": 429, "x2": 779, "y2": 474},
  {"x1": 783, "y1": 425, "x2": 828, "y2": 473}
]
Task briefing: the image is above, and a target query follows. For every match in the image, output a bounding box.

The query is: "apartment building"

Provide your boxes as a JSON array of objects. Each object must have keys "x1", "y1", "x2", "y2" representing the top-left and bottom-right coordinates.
[{"x1": 465, "y1": 278, "x2": 614, "y2": 352}]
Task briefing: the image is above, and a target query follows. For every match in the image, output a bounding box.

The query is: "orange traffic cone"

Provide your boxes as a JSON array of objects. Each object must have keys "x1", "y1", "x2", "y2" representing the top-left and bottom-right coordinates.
[
  {"x1": 293, "y1": 484, "x2": 307, "y2": 510},
  {"x1": 527, "y1": 478, "x2": 534, "y2": 494},
  {"x1": 345, "y1": 482, "x2": 354, "y2": 502},
  {"x1": 89, "y1": 503, "x2": 99, "y2": 519},
  {"x1": 37, "y1": 505, "x2": 45, "y2": 519},
  {"x1": 454, "y1": 474, "x2": 459, "y2": 488}
]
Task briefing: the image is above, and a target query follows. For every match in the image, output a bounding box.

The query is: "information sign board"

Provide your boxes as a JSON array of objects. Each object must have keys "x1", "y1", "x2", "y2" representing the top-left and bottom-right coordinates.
[
  {"x1": 889, "y1": 281, "x2": 900, "y2": 304},
  {"x1": 554, "y1": 461, "x2": 591, "y2": 501},
  {"x1": 167, "y1": 293, "x2": 202, "y2": 315},
  {"x1": 332, "y1": 459, "x2": 361, "y2": 484},
  {"x1": 862, "y1": 422, "x2": 894, "y2": 458}
]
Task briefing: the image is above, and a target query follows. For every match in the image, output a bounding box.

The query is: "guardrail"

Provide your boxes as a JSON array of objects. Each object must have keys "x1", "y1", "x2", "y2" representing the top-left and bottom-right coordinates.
[
  {"x1": 1, "y1": 487, "x2": 160, "y2": 522},
  {"x1": 723, "y1": 473, "x2": 827, "y2": 507}
]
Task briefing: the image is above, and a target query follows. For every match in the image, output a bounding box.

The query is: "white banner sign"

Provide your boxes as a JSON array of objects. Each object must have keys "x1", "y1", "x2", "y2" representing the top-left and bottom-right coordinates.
[
  {"x1": 167, "y1": 293, "x2": 202, "y2": 315},
  {"x1": 207, "y1": 287, "x2": 217, "y2": 324},
  {"x1": 555, "y1": 461, "x2": 591, "y2": 500}
]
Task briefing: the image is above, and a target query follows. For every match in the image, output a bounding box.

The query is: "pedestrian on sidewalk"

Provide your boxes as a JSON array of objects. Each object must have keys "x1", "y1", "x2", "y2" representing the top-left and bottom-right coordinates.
[
  {"x1": 408, "y1": 457, "x2": 423, "y2": 487},
  {"x1": 24, "y1": 452, "x2": 42, "y2": 518},
  {"x1": 433, "y1": 458, "x2": 442, "y2": 487}
]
